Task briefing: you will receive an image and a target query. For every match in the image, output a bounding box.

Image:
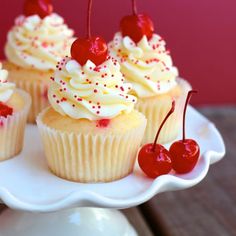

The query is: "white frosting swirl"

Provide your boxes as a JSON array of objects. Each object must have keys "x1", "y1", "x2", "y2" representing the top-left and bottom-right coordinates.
[
  {"x1": 0, "y1": 63, "x2": 15, "y2": 103},
  {"x1": 48, "y1": 58, "x2": 137, "y2": 120},
  {"x1": 5, "y1": 14, "x2": 74, "y2": 71},
  {"x1": 108, "y1": 32, "x2": 178, "y2": 98}
]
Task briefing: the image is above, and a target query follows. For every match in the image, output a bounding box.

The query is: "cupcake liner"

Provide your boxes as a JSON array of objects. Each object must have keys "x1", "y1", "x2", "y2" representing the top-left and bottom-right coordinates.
[
  {"x1": 37, "y1": 108, "x2": 147, "y2": 183},
  {"x1": 0, "y1": 89, "x2": 31, "y2": 161},
  {"x1": 135, "y1": 78, "x2": 191, "y2": 144},
  {"x1": 9, "y1": 77, "x2": 50, "y2": 124}
]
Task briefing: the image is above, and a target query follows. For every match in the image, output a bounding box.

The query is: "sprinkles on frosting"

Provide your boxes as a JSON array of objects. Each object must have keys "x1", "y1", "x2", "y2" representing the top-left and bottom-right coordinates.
[
  {"x1": 108, "y1": 32, "x2": 178, "y2": 97},
  {"x1": 5, "y1": 14, "x2": 74, "y2": 71},
  {"x1": 48, "y1": 57, "x2": 137, "y2": 120}
]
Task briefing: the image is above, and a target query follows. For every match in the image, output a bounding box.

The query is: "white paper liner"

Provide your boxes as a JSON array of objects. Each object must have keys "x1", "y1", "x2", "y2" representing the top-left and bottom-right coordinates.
[
  {"x1": 135, "y1": 78, "x2": 192, "y2": 144},
  {"x1": 37, "y1": 109, "x2": 147, "y2": 183},
  {"x1": 9, "y1": 77, "x2": 50, "y2": 124},
  {"x1": 0, "y1": 89, "x2": 31, "y2": 161}
]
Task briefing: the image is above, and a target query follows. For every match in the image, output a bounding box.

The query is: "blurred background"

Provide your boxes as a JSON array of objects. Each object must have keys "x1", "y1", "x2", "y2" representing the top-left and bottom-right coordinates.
[{"x1": 0, "y1": 0, "x2": 235, "y2": 105}]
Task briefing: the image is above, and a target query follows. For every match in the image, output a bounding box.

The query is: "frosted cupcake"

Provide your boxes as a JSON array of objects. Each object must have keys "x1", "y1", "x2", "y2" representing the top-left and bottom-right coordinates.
[
  {"x1": 3, "y1": 0, "x2": 74, "y2": 123},
  {"x1": 108, "y1": 8, "x2": 191, "y2": 144},
  {"x1": 0, "y1": 63, "x2": 31, "y2": 161},
  {"x1": 37, "y1": 34, "x2": 147, "y2": 182}
]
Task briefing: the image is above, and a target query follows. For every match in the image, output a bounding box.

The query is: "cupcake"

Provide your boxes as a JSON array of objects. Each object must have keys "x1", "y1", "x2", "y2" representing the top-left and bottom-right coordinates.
[
  {"x1": 0, "y1": 63, "x2": 31, "y2": 161},
  {"x1": 3, "y1": 0, "x2": 74, "y2": 123},
  {"x1": 37, "y1": 25, "x2": 147, "y2": 182},
  {"x1": 108, "y1": 8, "x2": 191, "y2": 144}
]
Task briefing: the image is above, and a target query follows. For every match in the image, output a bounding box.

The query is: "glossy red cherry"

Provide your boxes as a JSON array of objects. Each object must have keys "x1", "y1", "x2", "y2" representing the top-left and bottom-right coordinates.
[
  {"x1": 138, "y1": 101, "x2": 175, "y2": 178},
  {"x1": 120, "y1": 14, "x2": 154, "y2": 44},
  {"x1": 0, "y1": 102, "x2": 13, "y2": 118},
  {"x1": 70, "y1": 0, "x2": 108, "y2": 66},
  {"x1": 138, "y1": 143, "x2": 172, "y2": 178},
  {"x1": 169, "y1": 90, "x2": 200, "y2": 174},
  {"x1": 120, "y1": 0, "x2": 153, "y2": 43},
  {"x1": 169, "y1": 139, "x2": 200, "y2": 173},
  {"x1": 71, "y1": 37, "x2": 108, "y2": 66},
  {"x1": 23, "y1": 0, "x2": 53, "y2": 19}
]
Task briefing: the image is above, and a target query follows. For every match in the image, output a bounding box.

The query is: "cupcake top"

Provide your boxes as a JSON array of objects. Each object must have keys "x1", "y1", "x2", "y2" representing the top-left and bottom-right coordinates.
[
  {"x1": 48, "y1": 57, "x2": 137, "y2": 120},
  {"x1": 5, "y1": 13, "x2": 74, "y2": 71},
  {"x1": 108, "y1": 32, "x2": 178, "y2": 98},
  {"x1": 0, "y1": 63, "x2": 15, "y2": 103}
]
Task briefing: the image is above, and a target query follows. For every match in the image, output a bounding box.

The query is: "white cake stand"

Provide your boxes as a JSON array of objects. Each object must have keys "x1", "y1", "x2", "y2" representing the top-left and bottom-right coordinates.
[{"x1": 0, "y1": 106, "x2": 225, "y2": 236}]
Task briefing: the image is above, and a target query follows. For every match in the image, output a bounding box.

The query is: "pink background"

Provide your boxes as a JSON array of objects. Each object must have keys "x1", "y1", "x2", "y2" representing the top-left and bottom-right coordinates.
[{"x1": 1, "y1": 0, "x2": 235, "y2": 105}]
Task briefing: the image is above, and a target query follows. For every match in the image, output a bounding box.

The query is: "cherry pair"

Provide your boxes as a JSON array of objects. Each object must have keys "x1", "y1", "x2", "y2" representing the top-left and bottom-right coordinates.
[{"x1": 138, "y1": 91, "x2": 200, "y2": 178}]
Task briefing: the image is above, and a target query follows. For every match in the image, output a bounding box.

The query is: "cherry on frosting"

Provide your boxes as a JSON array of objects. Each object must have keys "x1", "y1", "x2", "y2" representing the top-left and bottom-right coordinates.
[
  {"x1": 71, "y1": 37, "x2": 108, "y2": 66},
  {"x1": 169, "y1": 91, "x2": 200, "y2": 174},
  {"x1": 70, "y1": 0, "x2": 108, "y2": 66},
  {"x1": 120, "y1": 0, "x2": 154, "y2": 43},
  {"x1": 0, "y1": 102, "x2": 13, "y2": 118},
  {"x1": 138, "y1": 101, "x2": 175, "y2": 178},
  {"x1": 23, "y1": 0, "x2": 53, "y2": 19}
]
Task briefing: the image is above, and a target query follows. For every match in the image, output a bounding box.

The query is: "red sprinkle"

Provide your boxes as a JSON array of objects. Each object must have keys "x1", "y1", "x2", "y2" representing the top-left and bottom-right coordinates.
[
  {"x1": 96, "y1": 119, "x2": 110, "y2": 128},
  {"x1": 42, "y1": 42, "x2": 48, "y2": 48}
]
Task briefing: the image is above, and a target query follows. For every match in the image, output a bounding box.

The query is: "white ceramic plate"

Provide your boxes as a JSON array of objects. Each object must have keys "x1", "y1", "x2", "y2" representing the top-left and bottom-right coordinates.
[{"x1": 0, "y1": 106, "x2": 225, "y2": 212}]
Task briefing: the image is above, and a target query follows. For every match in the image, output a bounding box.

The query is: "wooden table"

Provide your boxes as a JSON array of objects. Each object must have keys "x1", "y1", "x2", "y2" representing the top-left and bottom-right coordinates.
[{"x1": 0, "y1": 107, "x2": 235, "y2": 236}]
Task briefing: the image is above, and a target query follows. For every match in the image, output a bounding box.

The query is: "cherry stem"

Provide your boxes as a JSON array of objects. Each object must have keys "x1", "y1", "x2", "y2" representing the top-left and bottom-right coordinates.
[
  {"x1": 132, "y1": 0, "x2": 138, "y2": 15},
  {"x1": 182, "y1": 90, "x2": 197, "y2": 141},
  {"x1": 152, "y1": 101, "x2": 175, "y2": 152},
  {"x1": 87, "y1": 0, "x2": 92, "y2": 38}
]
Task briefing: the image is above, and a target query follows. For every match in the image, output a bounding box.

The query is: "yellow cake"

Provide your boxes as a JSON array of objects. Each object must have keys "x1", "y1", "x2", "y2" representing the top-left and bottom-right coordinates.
[
  {"x1": 0, "y1": 63, "x2": 31, "y2": 161},
  {"x1": 4, "y1": 12, "x2": 74, "y2": 123},
  {"x1": 37, "y1": 57, "x2": 146, "y2": 183},
  {"x1": 109, "y1": 32, "x2": 191, "y2": 144}
]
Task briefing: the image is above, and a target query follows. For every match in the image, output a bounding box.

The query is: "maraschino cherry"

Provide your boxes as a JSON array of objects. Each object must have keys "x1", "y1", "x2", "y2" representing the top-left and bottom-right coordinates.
[
  {"x1": 120, "y1": 0, "x2": 154, "y2": 43},
  {"x1": 0, "y1": 102, "x2": 13, "y2": 118},
  {"x1": 138, "y1": 101, "x2": 175, "y2": 178},
  {"x1": 23, "y1": 0, "x2": 53, "y2": 19},
  {"x1": 169, "y1": 91, "x2": 200, "y2": 174},
  {"x1": 71, "y1": 0, "x2": 108, "y2": 66}
]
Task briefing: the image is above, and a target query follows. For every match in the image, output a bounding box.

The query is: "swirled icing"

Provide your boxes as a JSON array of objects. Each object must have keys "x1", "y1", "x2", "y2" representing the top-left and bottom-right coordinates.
[
  {"x1": 108, "y1": 32, "x2": 178, "y2": 98},
  {"x1": 5, "y1": 14, "x2": 74, "y2": 71},
  {"x1": 48, "y1": 57, "x2": 137, "y2": 120},
  {"x1": 0, "y1": 63, "x2": 15, "y2": 103}
]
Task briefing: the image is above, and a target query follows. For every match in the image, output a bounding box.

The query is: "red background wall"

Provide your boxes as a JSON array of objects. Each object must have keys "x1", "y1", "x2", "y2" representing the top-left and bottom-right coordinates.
[{"x1": 0, "y1": 0, "x2": 236, "y2": 105}]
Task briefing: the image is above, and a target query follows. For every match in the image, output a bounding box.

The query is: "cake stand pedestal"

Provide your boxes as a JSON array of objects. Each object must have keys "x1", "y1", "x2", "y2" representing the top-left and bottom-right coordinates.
[
  {"x1": 0, "y1": 208, "x2": 137, "y2": 236},
  {"x1": 0, "y1": 107, "x2": 225, "y2": 235}
]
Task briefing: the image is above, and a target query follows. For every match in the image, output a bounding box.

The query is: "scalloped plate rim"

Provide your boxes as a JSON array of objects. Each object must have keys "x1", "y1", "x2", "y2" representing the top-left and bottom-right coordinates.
[{"x1": 0, "y1": 106, "x2": 225, "y2": 212}]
